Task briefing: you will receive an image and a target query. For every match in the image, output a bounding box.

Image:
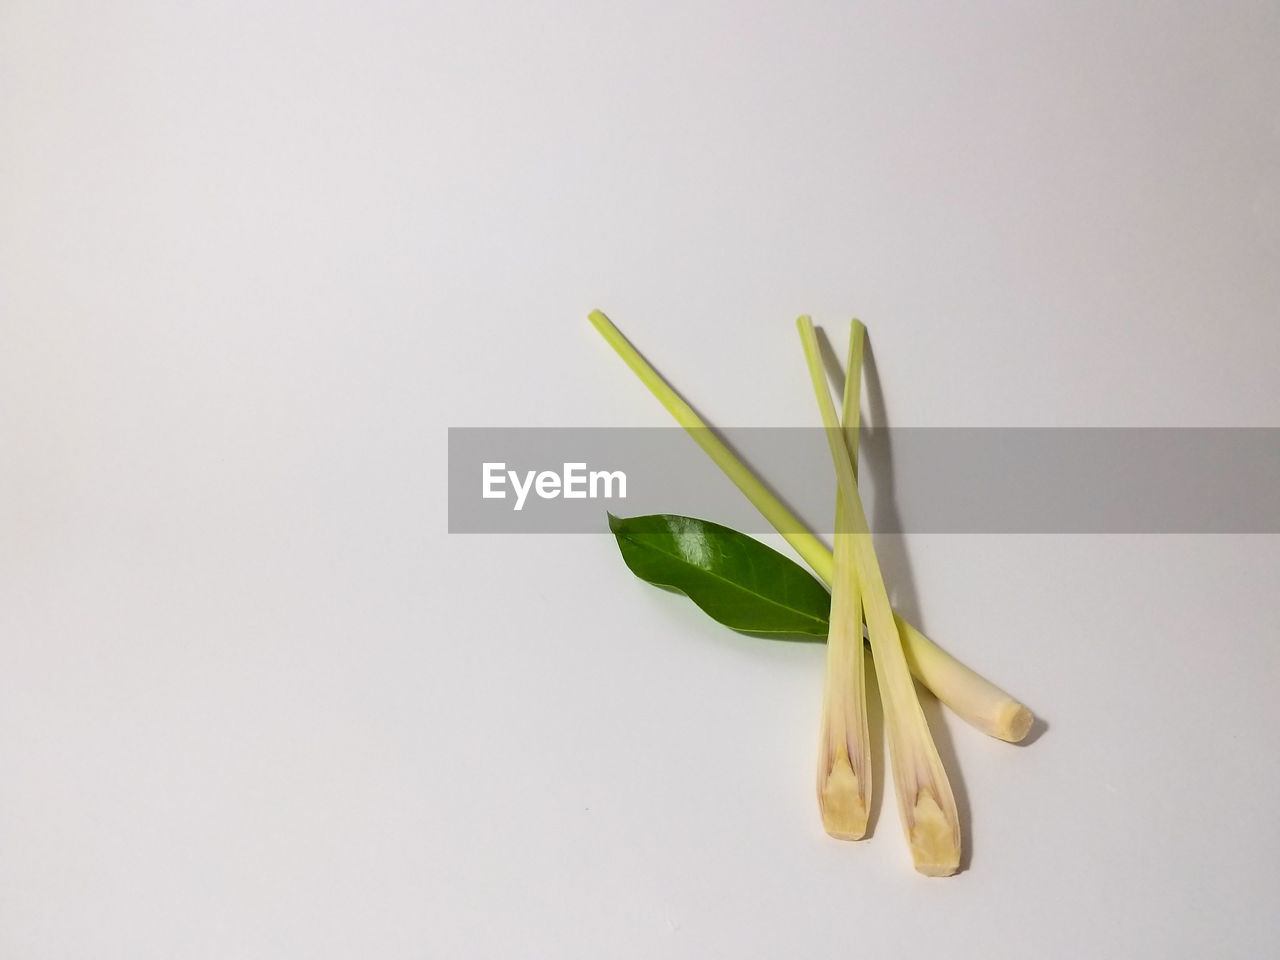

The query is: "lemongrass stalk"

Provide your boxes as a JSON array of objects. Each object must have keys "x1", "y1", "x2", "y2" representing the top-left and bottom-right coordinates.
[
  {"x1": 798, "y1": 316, "x2": 960, "y2": 877},
  {"x1": 588, "y1": 309, "x2": 1032, "y2": 742},
  {"x1": 816, "y1": 321, "x2": 870, "y2": 839}
]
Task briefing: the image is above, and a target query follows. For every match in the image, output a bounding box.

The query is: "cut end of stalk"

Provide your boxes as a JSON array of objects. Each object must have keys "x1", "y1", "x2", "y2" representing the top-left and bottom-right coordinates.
[
  {"x1": 819, "y1": 754, "x2": 869, "y2": 841},
  {"x1": 983, "y1": 701, "x2": 1034, "y2": 747},
  {"x1": 999, "y1": 702, "x2": 1035, "y2": 743},
  {"x1": 908, "y1": 790, "x2": 961, "y2": 877}
]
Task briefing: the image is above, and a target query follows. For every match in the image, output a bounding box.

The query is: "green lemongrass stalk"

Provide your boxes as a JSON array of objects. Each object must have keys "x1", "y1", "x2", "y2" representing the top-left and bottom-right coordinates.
[
  {"x1": 588, "y1": 309, "x2": 1032, "y2": 743},
  {"x1": 816, "y1": 321, "x2": 870, "y2": 839},
  {"x1": 798, "y1": 316, "x2": 960, "y2": 877}
]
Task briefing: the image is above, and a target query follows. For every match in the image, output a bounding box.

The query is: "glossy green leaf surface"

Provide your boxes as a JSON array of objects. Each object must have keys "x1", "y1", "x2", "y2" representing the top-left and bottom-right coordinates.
[{"x1": 608, "y1": 513, "x2": 832, "y2": 638}]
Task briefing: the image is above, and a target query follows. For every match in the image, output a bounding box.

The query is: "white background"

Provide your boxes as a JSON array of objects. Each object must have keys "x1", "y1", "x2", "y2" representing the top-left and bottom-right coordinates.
[{"x1": 3, "y1": 2, "x2": 1279, "y2": 957}]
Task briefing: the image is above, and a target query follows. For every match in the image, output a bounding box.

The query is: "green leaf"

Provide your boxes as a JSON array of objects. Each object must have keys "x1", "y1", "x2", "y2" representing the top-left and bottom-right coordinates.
[{"x1": 608, "y1": 513, "x2": 832, "y2": 638}]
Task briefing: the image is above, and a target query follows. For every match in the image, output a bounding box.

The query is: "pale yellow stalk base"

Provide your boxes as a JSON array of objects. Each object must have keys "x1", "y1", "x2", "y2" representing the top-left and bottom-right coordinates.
[
  {"x1": 909, "y1": 790, "x2": 961, "y2": 877},
  {"x1": 819, "y1": 756, "x2": 868, "y2": 840},
  {"x1": 896, "y1": 615, "x2": 1033, "y2": 742}
]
